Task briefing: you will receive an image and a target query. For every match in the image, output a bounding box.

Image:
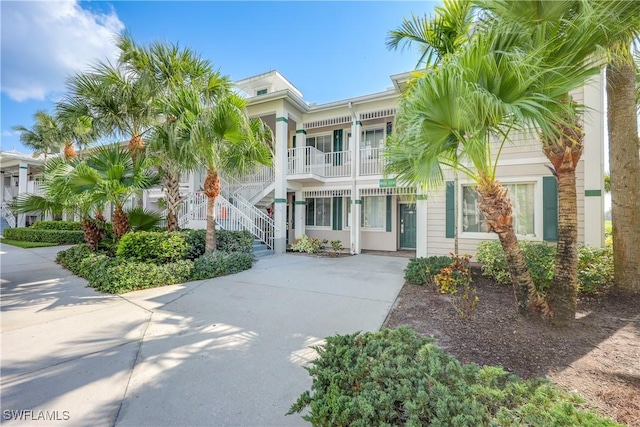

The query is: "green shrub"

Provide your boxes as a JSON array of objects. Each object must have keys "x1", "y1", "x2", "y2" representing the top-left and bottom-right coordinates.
[
  {"x1": 56, "y1": 244, "x2": 94, "y2": 271},
  {"x1": 288, "y1": 327, "x2": 620, "y2": 426},
  {"x1": 3, "y1": 228, "x2": 85, "y2": 244},
  {"x1": 578, "y1": 245, "x2": 614, "y2": 294},
  {"x1": 116, "y1": 231, "x2": 188, "y2": 263},
  {"x1": 215, "y1": 229, "x2": 253, "y2": 253},
  {"x1": 180, "y1": 229, "x2": 253, "y2": 259},
  {"x1": 191, "y1": 252, "x2": 254, "y2": 280},
  {"x1": 90, "y1": 260, "x2": 194, "y2": 293},
  {"x1": 31, "y1": 221, "x2": 83, "y2": 231},
  {"x1": 291, "y1": 234, "x2": 327, "y2": 253},
  {"x1": 181, "y1": 229, "x2": 206, "y2": 260},
  {"x1": 404, "y1": 256, "x2": 453, "y2": 285},
  {"x1": 476, "y1": 240, "x2": 613, "y2": 295}
]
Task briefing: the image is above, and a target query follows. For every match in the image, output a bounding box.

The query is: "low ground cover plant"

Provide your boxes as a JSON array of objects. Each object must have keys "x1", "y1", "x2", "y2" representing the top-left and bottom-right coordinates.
[
  {"x1": 290, "y1": 234, "x2": 327, "y2": 254},
  {"x1": 56, "y1": 228, "x2": 255, "y2": 293},
  {"x1": 404, "y1": 255, "x2": 454, "y2": 285},
  {"x1": 288, "y1": 327, "x2": 620, "y2": 426},
  {"x1": 476, "y1": 240, "x2": 613, "y2": 294}
]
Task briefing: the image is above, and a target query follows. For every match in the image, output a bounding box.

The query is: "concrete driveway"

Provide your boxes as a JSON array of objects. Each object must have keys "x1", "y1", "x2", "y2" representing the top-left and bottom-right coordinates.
[{"x1": 0, "y1": 244, "x2": 408, "y2": 427}]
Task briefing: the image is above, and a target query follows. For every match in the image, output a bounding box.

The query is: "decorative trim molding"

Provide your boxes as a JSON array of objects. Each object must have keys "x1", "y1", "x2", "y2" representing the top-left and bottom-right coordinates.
[
  {"x1": 585, "y1": 189, "x2": 602, "y2": 197},
  {"x1": 274, "y1": 198, "x2": 287, "y2": 203},
  {"x1": 275, "y1": 117, "x2": 288, "y2": 123}
]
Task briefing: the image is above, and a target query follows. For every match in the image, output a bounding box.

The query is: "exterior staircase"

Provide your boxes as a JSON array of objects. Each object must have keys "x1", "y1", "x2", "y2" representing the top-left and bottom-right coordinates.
[{"x1": 158, "y1": 166, "x2": 277, "y2": 250}]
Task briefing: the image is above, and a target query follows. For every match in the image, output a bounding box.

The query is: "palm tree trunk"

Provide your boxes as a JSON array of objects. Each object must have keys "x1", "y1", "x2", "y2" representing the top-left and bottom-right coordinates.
[
  {"x1": 81, "y1": 217, "x2": 102, "y2": 251},
  {"x1": 204, "y1": 170, "x2": 221, "y2": 253},
  {"x1": 163, "y1": 172, "x2": 182, "y2": 232},
  {"x1": 112, "y1": 204, "x2": 130, "y2": 240},
  {"x1": 129, "y1": 134, "x2": 145, "y2": 209},
  {"x1": 545, "y1": 148, "x2": 580, "y2": 325},
  {"x1": 476, "y1": 177, "x2": 535, "y2": 314},
  {"x1": 543, "y1": 119, "x2": 583, "y2": 325},
  {"x1": 607, "y1": 52, "x2": 640, "y2": 294}
]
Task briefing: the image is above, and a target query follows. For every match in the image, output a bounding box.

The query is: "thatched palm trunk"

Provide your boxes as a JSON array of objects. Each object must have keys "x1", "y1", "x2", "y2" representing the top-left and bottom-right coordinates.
[
  {"x1": 81, "y1": 217, "x2": 103, "y2": 251},
  {"x1": 544, "y1": 145, "x2": 581, "y2": 324},
  {"x1": 204, "y1": 170, "x2": 220, "y2": 253},
  {"x1": 477, "y1": 177, "x2": 535, "y2": 315},
  {"x1": 543, "y1": 120, "x2": 583, "y2": 325},
  {"x1": 129, "y1": 134, "x2": 145, "y2": 209},
  {"x1": 163, "y1": 171, "x2": 182, "y2": 232},
  {"x1": 607, "y1": 53, "x2": 640, "y2": 294},
  {"x1": 113, "y1": 204, "x2": 130, "y2": 240}
]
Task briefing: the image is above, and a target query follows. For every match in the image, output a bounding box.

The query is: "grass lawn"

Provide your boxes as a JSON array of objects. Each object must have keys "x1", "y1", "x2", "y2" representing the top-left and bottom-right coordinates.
[{"x1": 0, "y1": 238, "x2": 59, "y2": 248}]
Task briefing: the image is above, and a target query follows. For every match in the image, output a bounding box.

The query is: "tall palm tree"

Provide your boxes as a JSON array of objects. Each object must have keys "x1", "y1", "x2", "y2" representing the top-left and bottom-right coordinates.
[
  {"x1": 386, "y1": 32, "x2": 571, "y2": 314},
  {"x1": 69, "y1": 145, "x2": 159, "y2": 240},
  {"x1": 607, "y1": 41, "x2": 640, "y2": 294},
  {"x1": 191, "y1": 93, "x2": 272, "y2": 252},
  {"x1": 478, "y1": 0, "x2": 640, "y2": 320},
  {"x1": 12, "y1": 110, "x2": 62, "y2": 162}
]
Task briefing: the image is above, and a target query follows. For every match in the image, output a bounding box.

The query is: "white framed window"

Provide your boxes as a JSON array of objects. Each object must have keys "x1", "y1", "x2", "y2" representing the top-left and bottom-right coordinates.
[
  {"x1": 305, "y1": 197, "x2": 331, "y2": 228},
  {"x1": 344, "y1": 197, "x2": 352, "y2": 228},
  {"x1": 361, "y1": 128, "x2": 385, "y2": 149},
  {"x1": 306, "y1": 134, "x2": 332, "y2": 153},
  {"x1": 361, "y1": 195, "x2": 385, "y2": 229},
  {"x1": 461, "y1": 181, "x2": 536, "y2": 236},
  {"x1": 255, "y1": 88, "x2": 268, "y2": 96}
]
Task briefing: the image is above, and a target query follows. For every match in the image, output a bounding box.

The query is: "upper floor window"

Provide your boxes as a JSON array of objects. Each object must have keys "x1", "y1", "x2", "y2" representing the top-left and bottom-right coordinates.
[
  {"x1": 362, "y1": 128, "x2": 385, "y2": 149},
  {"x1": 307, "y1": 134, "x2": 332, "y2": 153},
  {"x1": 462, "y1": 182, "x2": 535, "y2": 235},
  {"x1": 256, "y1": 88, "x2": 268, "y2": 96}
]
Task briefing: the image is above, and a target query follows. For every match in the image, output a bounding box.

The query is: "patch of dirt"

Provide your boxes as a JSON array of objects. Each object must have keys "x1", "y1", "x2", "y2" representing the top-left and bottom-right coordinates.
[{"x1": 384, "y1": 270, "x2": 640, "y2": 426}]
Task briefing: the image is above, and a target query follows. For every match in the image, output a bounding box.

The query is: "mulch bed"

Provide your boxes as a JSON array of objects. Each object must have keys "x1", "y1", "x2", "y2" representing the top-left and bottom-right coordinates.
[{"x1": 384, "y1": 270, "x2": 640, "y2": 426}]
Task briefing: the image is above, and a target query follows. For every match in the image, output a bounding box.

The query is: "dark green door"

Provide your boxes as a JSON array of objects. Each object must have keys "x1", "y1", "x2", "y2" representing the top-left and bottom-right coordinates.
[{"x1": 399, "y1": 204, "x2": 417, "y2": 249}]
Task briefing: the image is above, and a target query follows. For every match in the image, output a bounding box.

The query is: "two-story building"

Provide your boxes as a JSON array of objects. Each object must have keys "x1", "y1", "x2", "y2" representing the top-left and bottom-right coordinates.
[{"x1": 188, "y1": 69, "x2": 606, "y2": 257}]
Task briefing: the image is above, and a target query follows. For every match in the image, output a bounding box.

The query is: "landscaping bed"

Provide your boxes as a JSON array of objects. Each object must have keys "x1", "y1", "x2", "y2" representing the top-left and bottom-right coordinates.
[{"x1": 384, "y1": 271, "x2": 640, "y2": 426}]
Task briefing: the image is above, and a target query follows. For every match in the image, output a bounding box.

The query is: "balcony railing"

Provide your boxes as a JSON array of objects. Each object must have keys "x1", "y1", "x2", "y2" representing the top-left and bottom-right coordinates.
[
  {"x1": 287, "y1": 147, "x2": 353, "y2": 178},
  {"x1": 359, "y1": 147, "x2": 384, "y2": 175}
]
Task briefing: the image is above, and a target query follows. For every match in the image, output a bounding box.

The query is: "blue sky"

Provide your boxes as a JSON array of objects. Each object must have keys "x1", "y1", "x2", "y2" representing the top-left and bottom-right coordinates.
[{"x1": 1, "y1": 0, "x2": 437, "y2": 153}]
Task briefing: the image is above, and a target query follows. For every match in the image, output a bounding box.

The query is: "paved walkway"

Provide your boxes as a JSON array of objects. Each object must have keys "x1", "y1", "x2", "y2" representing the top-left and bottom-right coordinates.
[{"x1": 0, "y1": 244, "x2": 408, "y2": 426}]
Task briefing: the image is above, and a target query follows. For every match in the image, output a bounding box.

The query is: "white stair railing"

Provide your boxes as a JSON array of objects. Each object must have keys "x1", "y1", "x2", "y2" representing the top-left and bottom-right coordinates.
[
  {"x1": 1, "y1": 201, "x2": 17, "y2": 228},
  {"x1": 224, "y1": 165, "x2": 274, "y2": 202}
]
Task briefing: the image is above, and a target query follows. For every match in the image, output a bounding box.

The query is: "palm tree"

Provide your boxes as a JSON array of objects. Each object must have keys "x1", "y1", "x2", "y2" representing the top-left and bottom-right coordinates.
[
  {"x1": 69, "y1": 145, "x2": 159, "y2": 240},
  {"x1": 477, "y1": 0, "x2": 640, "y2": 320},
  {"x1": 13, "y1": 157, "x2": 106, "y2": 249},
  {"x1": 12, "y1": 110, "x2": 62, "y2": 162},
  {"x1": 192, "y1": 93, "x2": 272, "y2": 253},
  {"x1": 606, "y1": 39, "x2": 640, "y2": 294},
  {"x1": 386, "y1": 32, "x2": 572, "y2": 314}
]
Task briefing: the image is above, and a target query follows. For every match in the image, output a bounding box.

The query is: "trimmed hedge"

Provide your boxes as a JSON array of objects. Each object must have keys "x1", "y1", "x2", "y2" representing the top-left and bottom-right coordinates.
[
  {"x1": 191, "y1": 252, "x2": 255, "y2": 280},
  {"x1": 404, "y1": 256, "x2": 454, "y2": 285},
  {"x1": 116, "y1": 231, "x2": 188, "y2": 263},
  {"x1": 3, "y1": 228, "x2": 85, "y2": 244},
  {"x1": 180, "y1": 229, "x2": 254, "y2": 259},
  {"x1": 476, "y1": 240, "x2": 614, "y2": 294},
  {"x1": 31, "y1": 221, "x2": 83, "y2": 231},
  {"x1": 288, "y1": 327, "x2": 620, "y2": 426}
]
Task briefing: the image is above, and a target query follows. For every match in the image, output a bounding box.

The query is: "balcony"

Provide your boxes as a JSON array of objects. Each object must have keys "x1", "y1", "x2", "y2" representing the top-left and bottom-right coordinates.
[{"x1": 287, "y1": 147, "x2": 385, "y2": 181}]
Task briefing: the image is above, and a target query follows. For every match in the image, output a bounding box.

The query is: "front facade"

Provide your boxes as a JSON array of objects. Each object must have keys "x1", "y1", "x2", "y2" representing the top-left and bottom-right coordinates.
[
  {"x1": 0, "y1": 151, "x2": 45, "y2": 229},
  {"x1": 210, "y1": 69, "x2": 606, "y2": 256}
]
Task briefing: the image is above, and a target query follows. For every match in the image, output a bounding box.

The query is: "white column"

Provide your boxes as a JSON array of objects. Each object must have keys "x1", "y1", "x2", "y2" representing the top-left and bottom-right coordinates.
[
  {"x1": 294, "y1": 190, "x2": 305, "y2": 239},
  {"x1": 582, "y1": 70, "x2": 605, "y2": 247},
  {"x1": 416, "y1": 188, "x2": 428, "y2": 257},
  {"x1": 17, "y1": 162, "x2": 28, "y2": 227},
  {"x1": 273, "y1": 112, "x2": 289, "y2": 253},
  {"x1": 350, "y1": 120, "x2": 362, "y2": 254},
  {"x1": 0, "y1": 171, "x2": 4, "y2": 204}
]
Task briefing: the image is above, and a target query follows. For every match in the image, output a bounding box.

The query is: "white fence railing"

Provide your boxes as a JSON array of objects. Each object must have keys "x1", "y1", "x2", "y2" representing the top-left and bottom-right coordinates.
[
  {"x1": 27, "y1": 180, "x2": 45, "y2": 195},
  {"x1": 288, "y1": 147, "x2": 384, "y2": 177},
  {"x1": 1, "y1": 201, "x2": 16, "y2": 228},
  {"x1": 224, "y1": 165, "x2": 275, "y2": 203},
  {"x1": 360, "y1": 147, "x2": 384, "y2": 175}
]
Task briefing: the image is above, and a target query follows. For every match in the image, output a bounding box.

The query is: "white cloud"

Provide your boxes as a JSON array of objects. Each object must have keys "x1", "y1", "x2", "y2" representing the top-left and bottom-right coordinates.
[{"x1": 1, "y1": 0, "x2": 125, "y2": 102}]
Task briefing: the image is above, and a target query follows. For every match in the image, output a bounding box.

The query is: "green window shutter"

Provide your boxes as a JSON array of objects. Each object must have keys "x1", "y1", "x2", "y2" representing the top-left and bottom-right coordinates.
[
  {"x1": 543, "y1": 176, "x2": 558, "y2": 241},
  {"x1": 446, "y1": 181, "x2": 455, "y2": 238},
  {"x1": 292, "y1": 135, "x2": 296, "y2": 148},
  {"x1": 386, "y1": 195, "x2": 392, "y2": 232},
  {"x1": 333, "y1": 130, "x2": 343, "y2": 166},
  {"x1": 386, "y1": 121, "x2": 393, "y2": 135},
  {"x1": 332, "y1": 197, "x2": 342, "y2": 230}
]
